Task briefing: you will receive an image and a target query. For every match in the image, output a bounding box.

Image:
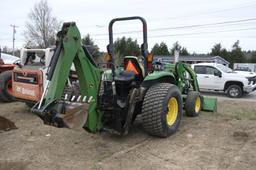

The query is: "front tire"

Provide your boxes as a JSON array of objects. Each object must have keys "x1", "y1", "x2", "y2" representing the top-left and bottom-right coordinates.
[
  {"x1": 185, "y1": 91, "x2": 202, "y2": 117},
  {"x1": 226, "y1": 85, "x2": 242, "y2": 98},
  {"x1": 142, "y1": 83, "x2": 182, "y2": 137}
]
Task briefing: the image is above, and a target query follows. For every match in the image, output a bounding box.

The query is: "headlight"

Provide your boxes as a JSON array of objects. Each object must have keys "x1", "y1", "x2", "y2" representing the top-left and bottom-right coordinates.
[{"x1": 246, "y1": 76, "x2": 256, "y2": 85}]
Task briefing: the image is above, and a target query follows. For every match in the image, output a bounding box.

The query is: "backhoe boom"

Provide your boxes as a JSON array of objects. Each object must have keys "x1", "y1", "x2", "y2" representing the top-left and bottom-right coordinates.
[{"x1": 32, "y1": 22, "x2": 102, "y2": 132}]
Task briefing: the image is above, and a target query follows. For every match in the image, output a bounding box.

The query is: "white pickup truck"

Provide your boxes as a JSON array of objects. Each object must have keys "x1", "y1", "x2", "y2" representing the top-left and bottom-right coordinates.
[{"x1": 191, "y1": 63, "x2": 256, "y2": 98}]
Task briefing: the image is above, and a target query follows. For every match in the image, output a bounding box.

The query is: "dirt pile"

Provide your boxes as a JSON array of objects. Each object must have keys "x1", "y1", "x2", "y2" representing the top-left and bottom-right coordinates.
[
  {"x1": 0, "y1": 116, "x2": 17, "y2": 131},
  {"x1": 0, "y1": 100, "x2": 256, "y2": 170}
]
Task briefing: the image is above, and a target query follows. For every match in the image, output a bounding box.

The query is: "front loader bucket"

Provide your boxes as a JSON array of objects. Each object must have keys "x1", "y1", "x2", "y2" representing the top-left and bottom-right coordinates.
[
  {"x1": 59, "y1": 101, "x2": 89, "y2": 129},
  {"x1": 202, "y1": 96, "x2": 217, "y2": 112}
]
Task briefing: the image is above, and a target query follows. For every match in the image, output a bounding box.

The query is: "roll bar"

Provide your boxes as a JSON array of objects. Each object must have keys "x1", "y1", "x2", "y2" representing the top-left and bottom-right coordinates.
[{"x1": 107, "y1": 16, "x2": 149, "y2": 76}]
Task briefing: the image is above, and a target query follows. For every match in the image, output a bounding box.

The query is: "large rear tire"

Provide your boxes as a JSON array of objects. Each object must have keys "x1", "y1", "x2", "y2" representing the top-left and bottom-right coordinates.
[
  {"x1": 0, "y1": 71, "x2": 14, "y2": 102},
  {"x1": 142, "y1": 83, "x2": 182, "y2": 137}
]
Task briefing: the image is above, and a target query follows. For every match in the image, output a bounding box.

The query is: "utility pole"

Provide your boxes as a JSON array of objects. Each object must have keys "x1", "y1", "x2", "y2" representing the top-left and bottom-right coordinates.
[
  {"x1": 174, "y1": 50, "x2": 180, "y2": 63},
  {"x1": 10, "y1": 24, "x2": 18, "y2": 56}
]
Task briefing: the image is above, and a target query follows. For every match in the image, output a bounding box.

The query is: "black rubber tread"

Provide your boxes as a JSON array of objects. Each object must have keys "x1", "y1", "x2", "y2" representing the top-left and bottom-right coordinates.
[
  {"x1": 0, "y1": 72, "x2": 10, "y2": 102},
  {"x1": 25, "y1": 102, "x2": 36, "y2": 108},
  {"x1": 0, "y1": 94, "x2": 8, "y2": 102},
  {"x1": 142, "y1": 83, "x2": 182, "y2": 137},
  {"x1": 185, "y1": 91, "x2": 201, "y2": 117},
  {"x1": 0, "y1": 88, "x2": 9, "y2": 102},
  {"x1": 0, "y1": 71, "x2": 14, "y2": 102},
  {"x1": 226, "y1": 84, "x2": 242, "y2": 98}
]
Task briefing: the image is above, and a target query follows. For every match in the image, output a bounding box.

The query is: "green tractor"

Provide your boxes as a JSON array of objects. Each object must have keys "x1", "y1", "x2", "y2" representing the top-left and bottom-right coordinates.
[{"x1": 32, "y1": 16, "x2": 216, "y2": 137}]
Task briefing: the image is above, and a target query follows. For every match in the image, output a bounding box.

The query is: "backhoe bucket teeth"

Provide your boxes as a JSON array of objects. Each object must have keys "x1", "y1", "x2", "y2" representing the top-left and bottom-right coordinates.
[
  {"x1": 60, "y1": 102, "x2": 89, "y2": 129},
  {"x1": 202, "y1": 96, "x2": 217, "y2": 112}
]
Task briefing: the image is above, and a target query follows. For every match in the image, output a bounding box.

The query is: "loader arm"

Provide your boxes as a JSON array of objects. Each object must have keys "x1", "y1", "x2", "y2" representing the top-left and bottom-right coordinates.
[
  {"x1": 32, "y1": 22, "x2": 102, "y2": 132},
  {"x1": 175, "y1": 62, "x2": 200, "y2": 93}
]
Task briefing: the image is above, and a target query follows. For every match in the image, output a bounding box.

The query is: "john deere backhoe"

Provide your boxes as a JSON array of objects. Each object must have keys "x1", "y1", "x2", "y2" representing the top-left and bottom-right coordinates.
[{"x1": 32, "y1": 16, "x2": 216, "y2": 137}]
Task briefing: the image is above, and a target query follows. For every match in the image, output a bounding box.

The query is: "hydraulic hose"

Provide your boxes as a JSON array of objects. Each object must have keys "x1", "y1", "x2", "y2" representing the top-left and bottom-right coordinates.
[{"x1": 47, "y1": 43, "x2": 62, "y2": 81}]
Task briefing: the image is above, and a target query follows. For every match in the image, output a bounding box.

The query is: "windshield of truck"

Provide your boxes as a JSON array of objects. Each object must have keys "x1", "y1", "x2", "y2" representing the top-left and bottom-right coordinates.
[{"x1": 216, "y1": 64, "x2": 233, "y2": 73}]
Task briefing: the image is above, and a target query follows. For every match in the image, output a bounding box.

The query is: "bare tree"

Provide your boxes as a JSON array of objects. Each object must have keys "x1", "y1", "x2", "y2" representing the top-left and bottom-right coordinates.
[{"x1": 24, "y1": 0, "x2": 61, "y2": 48}]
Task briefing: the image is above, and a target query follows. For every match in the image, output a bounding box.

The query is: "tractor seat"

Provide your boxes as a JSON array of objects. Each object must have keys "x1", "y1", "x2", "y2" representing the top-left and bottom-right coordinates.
[
  {"x1": 124, "y1": 56, "x2": 145, "y2": 81},
  {"x1": 115, "y1": 71, "x2": 135, "y2": 82}
]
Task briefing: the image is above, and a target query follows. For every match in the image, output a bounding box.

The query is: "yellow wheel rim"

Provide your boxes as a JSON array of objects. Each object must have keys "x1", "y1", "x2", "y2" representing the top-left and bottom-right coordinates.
[
  {"x1": 195, "y1": 96, "x2": 201, "y2": 113},
  {"x1": 166, "y1": 97, "x2": 178, "y2": 126}
]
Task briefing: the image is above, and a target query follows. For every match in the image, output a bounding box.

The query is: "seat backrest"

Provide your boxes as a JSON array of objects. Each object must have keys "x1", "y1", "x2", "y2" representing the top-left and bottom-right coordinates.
[{"x1": 124, "y1": 56, "x2": 145, "y2": 81}]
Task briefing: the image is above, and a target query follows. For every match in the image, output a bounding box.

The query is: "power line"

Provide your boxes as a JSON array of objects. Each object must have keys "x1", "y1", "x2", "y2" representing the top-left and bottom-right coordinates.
[
  {"x1": 93, "y1": 27, "x2": 256, "y2": 41},
  {"x1": 148, "y1": 27, "x2": 256, "y2": 38},
  {"x1": 91, "y1": 18, "x2": 256, "y2": 36},
  {"x1": 149, "y1": 18, "x2": 256, "y2": 32},
  {"x1": 160, "y1": 1, "x2": 256, "y2": 21},
  {"x1": 81, "y1": 1, "x2": 256, "y2": 28}
]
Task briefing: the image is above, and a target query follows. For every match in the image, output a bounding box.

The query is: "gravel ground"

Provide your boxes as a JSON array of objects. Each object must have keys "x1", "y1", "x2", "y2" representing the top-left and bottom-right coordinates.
[{"x1": 0, "y1": 97, "x2": 256, "y2": 170}]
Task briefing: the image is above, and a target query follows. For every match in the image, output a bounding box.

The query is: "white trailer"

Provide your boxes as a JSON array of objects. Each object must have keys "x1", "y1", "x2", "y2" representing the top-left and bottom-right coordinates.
[{"x1": 234, "y1": 63, "x2": 256, "y2": 72}]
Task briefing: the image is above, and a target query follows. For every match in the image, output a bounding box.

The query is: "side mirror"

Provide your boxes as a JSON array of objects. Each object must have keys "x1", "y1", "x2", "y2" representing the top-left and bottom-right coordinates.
[{"x1": 214, "y1": 71, "x2": 222, "y2": 77}]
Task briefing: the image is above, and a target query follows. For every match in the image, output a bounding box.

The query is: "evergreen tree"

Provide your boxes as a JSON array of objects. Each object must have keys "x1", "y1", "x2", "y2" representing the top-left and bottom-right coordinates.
[
  {"x1": 249, "y1": 51, "x2": 256, "y2": 63},
  {"x1": 210, "y1": 43, "x2": 231, "y2": 65},
  {"x1": 151, "y1": 43, "x2": 160, "y2": 54},
  {"x1": 210, "y1": 43, "x2": 222, "y2": 56},
  {"x1": 151, "y1": 42, "x2": 170, "y2": 55},
  {"x1": 169, "y1": 41, "x2": 190, "y2": 56},
  {"x1": 170, "y1": 41, "x2": 182, "y2": 55},
  {"x1": 180, "y1": 47, "x2": 189, "y2": 56},
  {"x1": 112, "y1": 37, "x2": 140, "y2": 65},
  {"x1": 113, "y1": 37, "x2": 140, "y2": 57},
  {"x1": 230, "y1": 40, "x2": 245, "y2": 65},
  {"x1": 81, "y1": 34, "x2": 101, "y2": 61}
]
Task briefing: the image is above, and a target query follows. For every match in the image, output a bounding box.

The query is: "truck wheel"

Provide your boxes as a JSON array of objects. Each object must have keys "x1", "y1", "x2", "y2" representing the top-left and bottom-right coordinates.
[
  {"x1": 227, "y1": 85, "x2": 242, "y2": 98},
  {"x1": 0, "y1": 71, "x2": 15, "y2": 102},
  {"x1": 142, "y1": 83, "x2": 182, "y2": 137},
  {"x1": 185, "y1": 91, "x2": 202, "y2": 117}
]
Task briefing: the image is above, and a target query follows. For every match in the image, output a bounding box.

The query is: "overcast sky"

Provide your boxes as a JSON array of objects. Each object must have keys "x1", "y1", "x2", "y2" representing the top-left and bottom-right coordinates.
[{"x1": 0, "y1": 0, "x2": 255, "y2": 53}]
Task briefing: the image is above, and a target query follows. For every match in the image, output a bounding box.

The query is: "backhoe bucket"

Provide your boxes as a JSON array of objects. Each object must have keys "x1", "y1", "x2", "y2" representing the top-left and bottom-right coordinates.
[
  {"x1": 202, "y1": 96, "x2": 217, "y2": 112},
  {"x1": 59, "y1": 101, "x2": 89, "y2": 129}
]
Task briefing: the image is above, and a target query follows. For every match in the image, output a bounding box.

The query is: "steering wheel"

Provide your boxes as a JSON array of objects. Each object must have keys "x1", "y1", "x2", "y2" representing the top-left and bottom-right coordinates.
[{"x1": 153, "y1": 61, "x2": 163, "y2": 70}]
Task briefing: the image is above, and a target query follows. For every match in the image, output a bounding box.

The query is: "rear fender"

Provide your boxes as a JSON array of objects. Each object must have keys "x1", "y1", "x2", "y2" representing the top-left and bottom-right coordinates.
[
  {"x1": 143, "y1": 71, "x2": 176, "y2": 86},
  {"x1": 141, "y1": 71, "x2": 177, "y2": 98}
]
